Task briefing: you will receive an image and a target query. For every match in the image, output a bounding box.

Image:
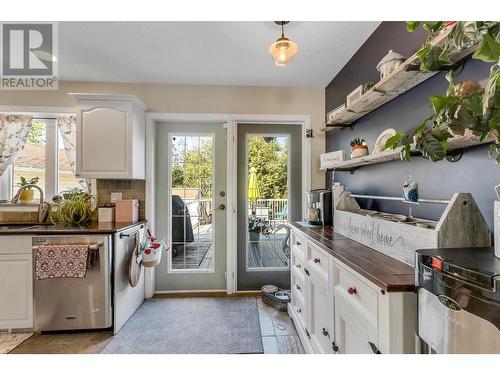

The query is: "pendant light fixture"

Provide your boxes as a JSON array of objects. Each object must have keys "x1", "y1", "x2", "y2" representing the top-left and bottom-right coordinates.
[{"x1": 268, "y1": 21, "x2": 298, "y2": 66}]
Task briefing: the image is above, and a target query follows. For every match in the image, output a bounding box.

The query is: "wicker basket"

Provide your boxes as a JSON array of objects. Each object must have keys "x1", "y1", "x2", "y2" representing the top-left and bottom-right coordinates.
[{"x1": 261, "y1": 286, "x2": 291, "y2": 312}]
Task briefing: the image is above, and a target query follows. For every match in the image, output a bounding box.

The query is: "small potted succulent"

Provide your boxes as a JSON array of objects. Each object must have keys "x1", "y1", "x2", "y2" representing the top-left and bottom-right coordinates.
[
  {"x1": 350, "y1": 137, "x2": 369, "y2": 159},
  {"x1": 17, "y1": 176, "x2": 40, "y2": 203},
  {"x1": 139, "y1": 235, "x2": 167, "y2": 267}
]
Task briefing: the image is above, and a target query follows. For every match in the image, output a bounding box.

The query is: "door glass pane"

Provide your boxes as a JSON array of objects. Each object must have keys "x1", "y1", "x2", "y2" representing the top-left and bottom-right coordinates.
[
  {"x1": 12, "y1": 120, "x2": 46, "y2": 201},
  {"x1": 57, "y1": 126, "x2": 82, "y2": 193},
  {"x1": 170, "y1": 134, "x2": 214, "y2": 271},
  {"x1": 246, "y1": 135, "x2": 289, "y2": 270}
]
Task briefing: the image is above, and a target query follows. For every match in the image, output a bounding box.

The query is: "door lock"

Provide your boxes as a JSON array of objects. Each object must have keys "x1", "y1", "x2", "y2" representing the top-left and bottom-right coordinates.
[{"x1": 215, "y1": 204, "x2": 226, "y2": 211}]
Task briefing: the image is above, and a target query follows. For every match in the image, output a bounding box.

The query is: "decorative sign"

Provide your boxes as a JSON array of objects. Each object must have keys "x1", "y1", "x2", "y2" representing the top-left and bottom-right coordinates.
[
  {"x1": 334, "y1": 210, "x2": 438, "y2": 266},
  {"x1": 320, "y1": 150, "x2": 346, "y2": 170}
]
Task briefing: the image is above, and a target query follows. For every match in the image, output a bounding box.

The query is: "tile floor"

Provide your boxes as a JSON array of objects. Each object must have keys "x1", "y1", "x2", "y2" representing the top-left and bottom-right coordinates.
[
  {"x1": 8, "y1": 297, "x2": 304, "y2": 354},
  {"x1": 257, "y1": 298, "x2": 305, "y2": 354}
]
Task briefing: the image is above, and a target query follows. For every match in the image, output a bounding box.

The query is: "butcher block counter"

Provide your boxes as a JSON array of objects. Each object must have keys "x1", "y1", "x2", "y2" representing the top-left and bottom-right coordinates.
[{"x1": 290, "y1": 222, "x2": 414, "y2": 292}]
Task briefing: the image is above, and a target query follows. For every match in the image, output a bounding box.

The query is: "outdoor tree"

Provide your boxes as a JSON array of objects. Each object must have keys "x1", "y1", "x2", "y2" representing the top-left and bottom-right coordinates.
[
  {"x1": 27, "y1": 121, "x2": 46, "y2": 145},
  {"x1": 247, "y1": 136, "x2": 288, "y2": 199}
]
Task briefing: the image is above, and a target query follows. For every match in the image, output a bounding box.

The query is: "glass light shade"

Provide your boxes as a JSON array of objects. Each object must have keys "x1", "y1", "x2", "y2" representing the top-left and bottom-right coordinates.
[{"x1": 268, "y1": 37, "x2": 298, "y2": 66}]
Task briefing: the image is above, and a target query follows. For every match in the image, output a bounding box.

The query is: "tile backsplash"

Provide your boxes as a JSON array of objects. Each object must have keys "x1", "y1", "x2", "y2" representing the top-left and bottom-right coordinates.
[{"x1": 96, "y1": 179, "x2": 146, "y2": 220}]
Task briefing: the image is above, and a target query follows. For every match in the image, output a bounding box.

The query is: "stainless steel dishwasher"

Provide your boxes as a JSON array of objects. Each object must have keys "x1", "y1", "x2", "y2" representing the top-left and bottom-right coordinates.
[
  {"x1": 32, "y1": 234, "x2": 113, "y2": 331},
  {"x1": 415, "y1": 247, "x2": 500, "y2": 354}
]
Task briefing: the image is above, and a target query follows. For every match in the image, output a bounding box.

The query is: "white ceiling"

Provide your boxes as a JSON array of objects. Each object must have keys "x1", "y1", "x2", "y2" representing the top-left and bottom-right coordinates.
[{"x1": 58, "y1": 21, "x2": 380, "y2": 87}]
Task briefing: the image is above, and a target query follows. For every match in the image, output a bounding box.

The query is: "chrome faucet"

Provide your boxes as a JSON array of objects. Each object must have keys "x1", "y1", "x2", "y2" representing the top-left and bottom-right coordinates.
[{"x1": 11, "y1": 184, "x2": 50, "y2": 223}]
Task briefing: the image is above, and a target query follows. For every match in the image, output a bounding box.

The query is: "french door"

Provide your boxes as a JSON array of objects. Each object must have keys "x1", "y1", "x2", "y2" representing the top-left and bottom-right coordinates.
[
  {"x1": 236, "y1": 124, "x2": 303, "y2": 291},
  {"x1": 155, "y1": 122, "x2": 227, "y2": 291}
]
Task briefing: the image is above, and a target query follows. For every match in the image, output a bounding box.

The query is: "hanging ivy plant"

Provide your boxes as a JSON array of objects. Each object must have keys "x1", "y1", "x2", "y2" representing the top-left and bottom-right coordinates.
[{"x1": 384, "y1": 21, "x2": 500, "y2": 164}]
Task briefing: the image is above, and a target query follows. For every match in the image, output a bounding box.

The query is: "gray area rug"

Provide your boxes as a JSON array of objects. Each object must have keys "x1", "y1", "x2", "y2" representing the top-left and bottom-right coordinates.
[{"x1": 101, "y1": 297, "x2": 264, "y2": 354}]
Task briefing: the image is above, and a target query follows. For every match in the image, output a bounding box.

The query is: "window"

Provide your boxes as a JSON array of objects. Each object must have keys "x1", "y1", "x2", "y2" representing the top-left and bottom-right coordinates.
[{"x1": 0, "y1": 116, "x2": 81, "y2": 203}]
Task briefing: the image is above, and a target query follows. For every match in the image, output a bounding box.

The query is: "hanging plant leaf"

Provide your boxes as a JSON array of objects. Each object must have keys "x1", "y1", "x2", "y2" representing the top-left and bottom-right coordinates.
[
  {"x1": 430, "y1": 125, "x2": 453, "y2": 142},
  {"x1": 472, "y1": 33, "x2": 500, "y2": 62},
  {"x1": 417, "y1": 46, "x2": 450, "y2": 71},
  {"x1": 384, "y1": 132, "x2": 403, "y2": 149},
  {"x1": 448, "y1": 123, "x2": 466, "y2": 136},
  {"x1": 450, "y1": 21, "x2": 480, "y2": 51},
  {"x1": 407, "y1": 22, "x2": 420, "y2": 32},
  {"x1": 416, "y1": 132, "x2": 448, "y2": 161}
]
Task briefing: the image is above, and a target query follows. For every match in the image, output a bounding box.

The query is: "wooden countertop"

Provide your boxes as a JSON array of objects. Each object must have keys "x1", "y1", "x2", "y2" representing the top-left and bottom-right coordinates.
[
  {"x1": 0, "y1": 220, "x2": 147, "y2": 235},
  {"x1": 290, "y1": 222, "x2": 415, "y2": 292}
]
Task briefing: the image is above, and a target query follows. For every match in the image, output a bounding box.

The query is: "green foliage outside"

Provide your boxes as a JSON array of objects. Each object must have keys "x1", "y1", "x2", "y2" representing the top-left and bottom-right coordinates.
[
  {"x1": 171, "y1": 136, "x2": 288, "y2": 200},
  {"x1": 247, "y1": 136, "x2": 288, "y2": 199},
  {"x1": 27, "y1": 121, "x2": 46, "y2": 145}
]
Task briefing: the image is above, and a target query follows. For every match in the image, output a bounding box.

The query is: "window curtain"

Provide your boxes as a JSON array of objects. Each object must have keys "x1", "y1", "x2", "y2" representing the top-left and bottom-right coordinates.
[
  {"x1": 57, "y1": 115, "x2": 89, "y2": 190},
  {"x1": 0, "y1": 114, "x2": 33, "y2": 176}
]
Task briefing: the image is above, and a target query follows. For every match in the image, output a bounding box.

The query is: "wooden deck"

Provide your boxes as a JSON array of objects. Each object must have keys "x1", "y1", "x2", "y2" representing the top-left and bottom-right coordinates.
[{"x1": 171, "y1": 224, "x2": 289, "y2": 270}]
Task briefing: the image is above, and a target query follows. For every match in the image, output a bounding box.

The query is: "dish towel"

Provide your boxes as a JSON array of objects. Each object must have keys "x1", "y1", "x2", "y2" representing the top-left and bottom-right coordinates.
[{"x1": 35, "y1": 244, "x2": 92, "y2": 280}]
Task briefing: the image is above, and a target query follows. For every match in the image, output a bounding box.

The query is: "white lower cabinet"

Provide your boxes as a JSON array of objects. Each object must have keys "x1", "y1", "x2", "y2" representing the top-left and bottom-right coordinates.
[
  {"x1": 288, "y1": 228, "x2": 416, "y2": 354},
  {"x1": 0, "y1": 237, "x2": 33, "y2": 329},
  {"x1": 306, "y1": 270, "x2": 335, "y2": 353},
  {"x1": 334, "y1": 289, "x2": 378, "y2": 354}
]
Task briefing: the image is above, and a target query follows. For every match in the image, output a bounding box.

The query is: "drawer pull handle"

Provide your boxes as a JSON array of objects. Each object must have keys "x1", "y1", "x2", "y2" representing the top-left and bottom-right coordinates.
[
  {"x1": 295, "y1": 241, "x2": 301, "y2": 246},
  {"x1": 296, "y1": 285, "x2": 301, "y2": 291},
  {"x1": 348, "y1": 287, "x2": 357, "y2": 295},
  {"x1": 297, "y1": 308, "x2": 301, "y2": 313},
  {"x1": 295, "y1": 264, "x2": 301, "y2": 269},
  {"x1": 322, "y1": 328, "x2": 329, "y2": 336},
  {"x1": 304, "y1": 268, "x2": 310, "y2": 276},
  {"x1": 314, "y1": 257, "x2": 321, "y2": 264}
]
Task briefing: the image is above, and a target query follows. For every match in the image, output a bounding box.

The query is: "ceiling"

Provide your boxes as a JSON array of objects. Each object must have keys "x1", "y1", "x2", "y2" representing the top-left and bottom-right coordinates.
[{"x1": 58, "y1": 21, "x2": 380, "y2": 87}]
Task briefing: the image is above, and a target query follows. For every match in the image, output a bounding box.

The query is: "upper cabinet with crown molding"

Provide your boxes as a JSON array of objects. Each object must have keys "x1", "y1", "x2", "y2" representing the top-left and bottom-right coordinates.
[{"x1": 70, "y1": 94, "x2": 149, "y2": 179}]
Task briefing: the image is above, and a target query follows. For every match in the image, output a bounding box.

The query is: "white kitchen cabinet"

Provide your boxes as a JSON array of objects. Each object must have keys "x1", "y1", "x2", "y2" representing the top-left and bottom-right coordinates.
[
  {"x1": 70, "y1": 94, "x2": 148, "y2": 179},
  {"x1": 0, "y1": 237, "x2": 33, "y2": 329},
  {"x1": 288, "y1": 226, "x2": 416, "y2": 354},
  {"x1": 306, "y1": 266, "x2": 335, "y2": 353},
  {"x1": 334, "y1": 289, "x2": 378, "y2": 354}
]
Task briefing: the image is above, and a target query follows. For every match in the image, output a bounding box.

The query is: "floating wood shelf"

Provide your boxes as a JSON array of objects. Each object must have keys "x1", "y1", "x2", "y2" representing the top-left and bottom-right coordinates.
[
  {"x1": 323, "y1": 134, "x2": 492, "y2": 172},
  {"x1": 321, "y1": 29, "x2": 477, "y2": 132}
]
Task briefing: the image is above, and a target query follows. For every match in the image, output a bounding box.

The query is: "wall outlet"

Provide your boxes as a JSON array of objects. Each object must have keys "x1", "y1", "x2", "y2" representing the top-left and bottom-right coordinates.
[{"x1": 110, "y1": 192, "x2": 123, "y2": 203}]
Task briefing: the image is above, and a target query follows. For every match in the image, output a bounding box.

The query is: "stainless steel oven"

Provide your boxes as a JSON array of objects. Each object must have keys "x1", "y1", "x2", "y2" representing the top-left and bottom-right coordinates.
[
  {"x1": 415, "y1": 247, "x2": 500, "y2": 354},
  {"x1": 32, "y1": 234, "x2": 113, "y2": 332}
]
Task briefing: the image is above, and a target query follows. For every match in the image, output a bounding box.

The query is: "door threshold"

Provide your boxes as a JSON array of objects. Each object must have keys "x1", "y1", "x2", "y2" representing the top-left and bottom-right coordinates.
[{"x1": 154, "y1": 290, "x2": 261, "y2": 298}]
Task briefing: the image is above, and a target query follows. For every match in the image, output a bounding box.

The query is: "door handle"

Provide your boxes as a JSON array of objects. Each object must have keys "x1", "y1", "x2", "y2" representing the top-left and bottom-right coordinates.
[{"x1": 215, "y1": 204, "x2": 226, "y2": 211}]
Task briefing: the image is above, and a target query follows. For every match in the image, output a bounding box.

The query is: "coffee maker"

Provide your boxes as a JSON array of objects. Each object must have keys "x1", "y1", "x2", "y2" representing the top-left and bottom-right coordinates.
[{"x1": 305, "y1": 189, "x2": 332, "y2": 226}]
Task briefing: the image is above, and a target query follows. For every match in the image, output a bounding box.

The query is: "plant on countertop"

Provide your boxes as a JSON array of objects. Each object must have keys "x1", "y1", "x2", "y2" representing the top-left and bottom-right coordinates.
[
  {"x1": 350, "y1": 137, "x2": 366, "y2": 147},
  {"x1": 384, "y1": 22, "x2": 500, "y2": 164},
  {"x1": 17, "y1": 176, "x2": 40, "y2": 189},
  {"x1": 49, "y1": 189, "x2": 98, "y2": 226}
]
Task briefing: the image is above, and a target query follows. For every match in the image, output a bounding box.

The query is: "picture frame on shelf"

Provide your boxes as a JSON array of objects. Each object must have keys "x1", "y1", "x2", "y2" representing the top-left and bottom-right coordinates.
[
  {"x1": 326, "y1": 103, "x2": 345, "y2": 123},
  {"x1": 346, "y1": 85, "x2": 364, "y2": 107}
]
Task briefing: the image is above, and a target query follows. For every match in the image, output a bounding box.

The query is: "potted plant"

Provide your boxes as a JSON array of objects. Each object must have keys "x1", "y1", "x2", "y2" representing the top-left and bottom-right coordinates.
[
  {"x1": 248, "y1": 215, "x2": 272, "y2": 242},
  {"x1": 49, "y1": 189, "x2": 98, "y2": 226},
  {"x1": 139, "y1": 235, "x2": 167, "y2": 267},
  {"x1": 17, "y1": 176, "x2": 40, "y2": 203},
  {"x1": 350, "y1": 137, "x2": 369, "y2": 159}
]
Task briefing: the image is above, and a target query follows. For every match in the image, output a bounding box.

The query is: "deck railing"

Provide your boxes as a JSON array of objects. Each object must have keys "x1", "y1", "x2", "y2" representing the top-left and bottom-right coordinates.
[{"x1": 248, "y1": 198, "x2": 288, "y2": 225}]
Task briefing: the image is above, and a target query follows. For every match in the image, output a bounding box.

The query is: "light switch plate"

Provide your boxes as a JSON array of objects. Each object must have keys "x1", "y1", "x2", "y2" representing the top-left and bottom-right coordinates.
[{"x1": 110, "y1": 192, "x2": 123, "y2": 203}]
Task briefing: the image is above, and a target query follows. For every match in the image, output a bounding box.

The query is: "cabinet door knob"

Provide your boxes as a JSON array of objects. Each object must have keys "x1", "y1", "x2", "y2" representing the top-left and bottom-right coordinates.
[
  {"x1": 304, "y1": 268, "x2": 310, "y2": 276},
  {"x1": 295, "y1": 241, "x2": 301, "y2": 246},
  {"x1": 332, "y1": 342, "x2": 339, "y2": 353},
  {"x1": 295, "y1": 264, "x2": 301, "y2": 269},
  {"x1": 296, "y1": 308, "x2": 301, "y2": 313},
  {"x1": 314, "y1": 257, "x2": 321, "y2": 264},
  {"x1": 348, "y1": 287, "x2": 357, "y2": 295},
  {"x1": 322, "y1": 328, "x2": 329, "y2": 336},
  {"x1": 296, "y1": 284, "x2": 301, "y2": 290}
]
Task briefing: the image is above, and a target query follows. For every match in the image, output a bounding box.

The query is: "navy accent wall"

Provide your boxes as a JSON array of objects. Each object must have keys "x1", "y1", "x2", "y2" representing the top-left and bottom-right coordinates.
[{"x1": 325, "y1": 22, "x2": 499, "y2": 231}]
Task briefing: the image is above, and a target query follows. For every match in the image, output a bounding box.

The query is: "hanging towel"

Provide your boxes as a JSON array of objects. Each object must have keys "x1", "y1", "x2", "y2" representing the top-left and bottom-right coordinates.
[{"x1": 35, "y1": 244, "x2": 92, "y2": 280}]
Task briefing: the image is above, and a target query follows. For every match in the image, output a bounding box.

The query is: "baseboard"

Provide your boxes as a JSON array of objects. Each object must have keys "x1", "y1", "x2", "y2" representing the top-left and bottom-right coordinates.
[{"x1": 154, "y1": 290, "x2": 261, "y2": 298}]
